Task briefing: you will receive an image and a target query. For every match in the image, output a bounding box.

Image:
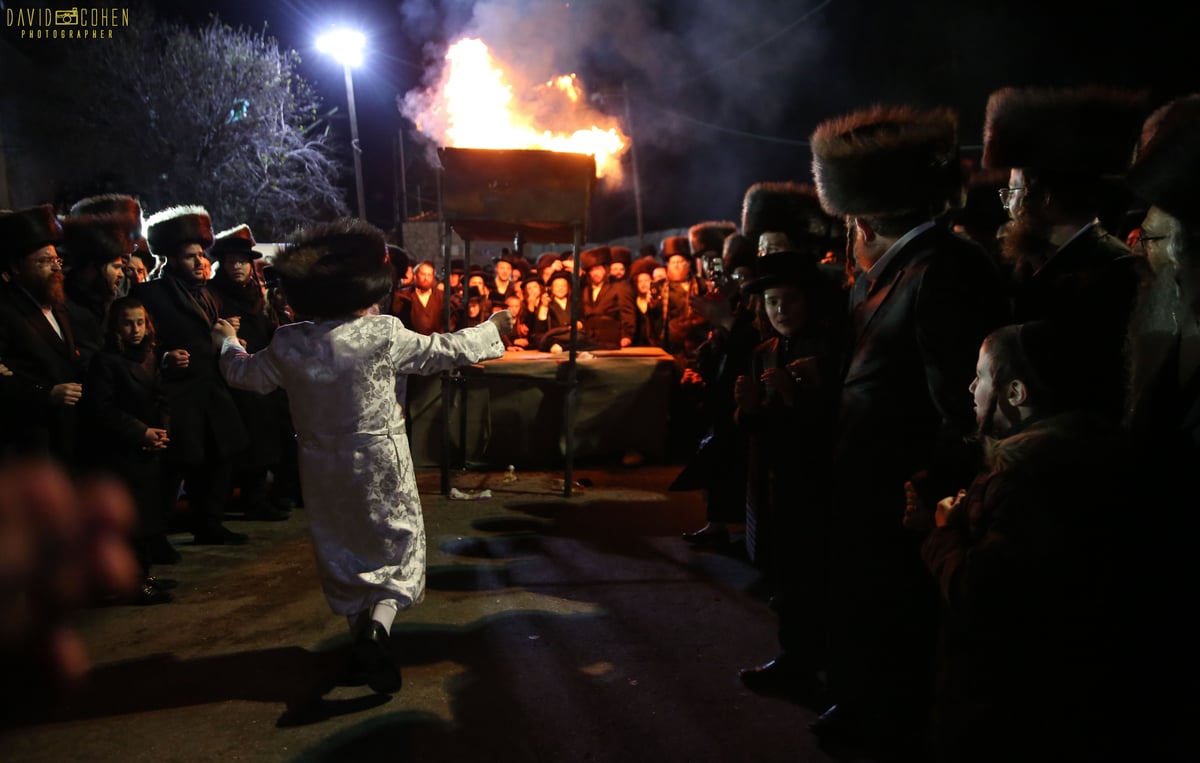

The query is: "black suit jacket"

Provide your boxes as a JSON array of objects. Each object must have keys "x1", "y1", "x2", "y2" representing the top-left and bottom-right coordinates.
[
  {"x1": 396, "y1": 288, "x2": 446, "y2": 335},
  {"x1": 0, "y1": 281, "x2": 86, "y2": 462},
  {"x1": 132, "y1": 275, "x2": 247, "y2": 464},
  {"x1": 582, "y1": 280, "x2": 636, "y2": 348}
]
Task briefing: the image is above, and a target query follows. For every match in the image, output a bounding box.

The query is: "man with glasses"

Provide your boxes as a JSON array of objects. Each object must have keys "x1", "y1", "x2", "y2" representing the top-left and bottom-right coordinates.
[
  {"x1": 982, "y1": 85, "x2": 1150, "y2": 420},
  {"x1": 0, "y1": 205, "x2": 86, "y2": 465}
]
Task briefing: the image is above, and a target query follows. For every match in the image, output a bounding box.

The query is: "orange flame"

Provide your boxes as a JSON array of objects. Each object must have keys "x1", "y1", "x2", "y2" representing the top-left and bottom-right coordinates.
[{"x1": 404, "y1": 38, "x2": 627, "y2": 181}]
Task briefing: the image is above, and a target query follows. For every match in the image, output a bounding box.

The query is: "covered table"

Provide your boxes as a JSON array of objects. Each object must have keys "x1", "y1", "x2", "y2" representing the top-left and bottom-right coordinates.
[{"x1": 407, "y1": 347, "x2": 676, "y2": 468}]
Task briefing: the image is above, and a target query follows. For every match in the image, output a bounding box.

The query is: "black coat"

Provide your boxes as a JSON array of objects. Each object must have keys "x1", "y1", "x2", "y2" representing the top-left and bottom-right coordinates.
[
  {"x1": 827, "y1": 222, "x2": 1010, "y2": 720},
  {"x1": 132, "y1": 274, "x2": 247, "y2": 465},
  {"x1": 396, "y1": 288, "x2": 447, "y2": 335},
  {"x1": 0, "y1": 281, "x2": 86, "y2": 463},
  {"x1": 1009, "y1": 223, "x2": 1147, "y2": 419}
]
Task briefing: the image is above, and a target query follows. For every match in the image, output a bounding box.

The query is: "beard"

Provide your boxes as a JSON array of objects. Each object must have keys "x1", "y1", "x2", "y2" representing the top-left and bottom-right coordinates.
[
  {"x1": 1125, "y1": 263, "x2": 1196, "y2": 415},
  {"x1": 1000, "y1": 211, "x2": 1057, "y2": 282},
  {"x1": 30, "y1": 271, "x2": 66, "y2": 308}
]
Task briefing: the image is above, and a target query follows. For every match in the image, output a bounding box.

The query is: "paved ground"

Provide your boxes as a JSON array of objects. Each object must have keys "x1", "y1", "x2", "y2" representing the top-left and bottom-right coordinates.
[{"x1": 0, "y1": 464, "x2": 856, "y2": 763}]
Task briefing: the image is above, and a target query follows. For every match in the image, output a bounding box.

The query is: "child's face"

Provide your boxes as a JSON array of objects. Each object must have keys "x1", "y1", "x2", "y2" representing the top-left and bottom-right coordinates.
[
  {"x1": 762, "y1": 285, "x2": 807, "y2": 337},
  {"x1": 117, "y1": 306, "x2": 147, "y2": 345},
  {"x1": 970, "y1": 342, "x2": 999, "y2": 430}
]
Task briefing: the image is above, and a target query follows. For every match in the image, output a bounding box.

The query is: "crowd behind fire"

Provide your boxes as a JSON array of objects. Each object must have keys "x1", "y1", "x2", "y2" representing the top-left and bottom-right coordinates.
[{"x1": 2, "y1": 85, "x2": 1199, "y2": 761}]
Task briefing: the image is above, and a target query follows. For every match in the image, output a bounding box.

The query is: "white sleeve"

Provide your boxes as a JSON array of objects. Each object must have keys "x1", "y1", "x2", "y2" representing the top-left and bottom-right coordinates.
[
  {"x1": 389, "y1": 320, "x2": 505, "y2": 375},
  {"x1": 218, "y1": 335, "x2": 284, "y2": 394}
]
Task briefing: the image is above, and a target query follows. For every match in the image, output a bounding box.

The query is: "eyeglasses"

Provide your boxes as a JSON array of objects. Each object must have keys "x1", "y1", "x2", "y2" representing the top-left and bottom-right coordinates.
[
  {"x1": 30, "y1": 257, "x2": 64, "y2": 269},
  {"x1": 998, "y1": 187, "x2": 1026, "y2": 206},
  {"x1": 1133, "y1": 234, "x2": 1167, "y2": 254}
]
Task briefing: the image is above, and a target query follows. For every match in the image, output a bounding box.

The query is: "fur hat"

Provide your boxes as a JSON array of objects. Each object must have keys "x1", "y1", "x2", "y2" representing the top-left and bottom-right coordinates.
[
  {"x1": 741, "y1": 251, "x2": 823, "y2": 294},
  {"x1": 660, "y1": 235, "x2": 691, "y2": 260},
  {"x1": 580, "y1": 246, "x2": 612, "y2": 270},
  {"x1": 449, "y1": 257, "x2": 465, "y2": 275},
  {"x1": 811, "y1": 105, "x2": 962, "y2": 218},
  {"x1": 982, "y1": 86, "x2": 1148, "y2": 175},
  {"x1": 1127, "y1": 95, "x2": 1200, "y2": 229},
  {"x1": 688, "y1": 221, "x2": 737, "y2": 257},
  {"x1": 210, "y1": 224, "x2": 260, "y2": 260},
  {"x1": 69, "y1": 194, "x2": 143, "y2": 240},
  {"x1": 610, "y1": 246, "x2": 632, "y2": 266},
  {"x1": 722, "y1": 232, "x2": 756, "y2": 274},
  {"x1": 630, "y1": 255, "x2": 659, "y2": 280},
  {"x1": 741, "y1": 182, "x2": 841, "y2": 252},
  {"x1": 145, "y1": 205, "x2": 214, "y2": 258},
  {"x1": 60, "y1": 214, "x2": 134, "y2": 269},
  {"x1": 273, "y1": 218, "x2": 392, "y2": 319},
  {"x1": 0, "y1": 204, "x2": 62, "y2": 265}
]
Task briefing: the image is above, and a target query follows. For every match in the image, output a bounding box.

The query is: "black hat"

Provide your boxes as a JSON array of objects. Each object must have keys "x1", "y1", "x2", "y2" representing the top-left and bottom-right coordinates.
[
  {"x1": 811, "y1": 105, "x2": 962, "y2": 218},
  {"x1": 982, "y1": 86, "x2": 1148, "y2": 175},
  {"x1": 494, "y1": 249, "x2": 519, "y2": 267},
  {"x1": 741, "y1": 251, "x2": 823, "y2": 294},
  {"x1": 688, "y1": 221, "x2": 737, "y2": 256},
  {"x1": 536, "y1": 252, "x2": 561, "y2": 273},
  {"x1": 386, "y1": 244, "x2": 410, "y2": 275},
  {"x1": 145, "y1": 205, "x2": 214, "y2": 257},
  {"x1": 547, "y1": 269, "x2": 573, "y2": 289},
  {"x1": 1128, "y1": 95, "x2": 1200, "y2": 229},
  {"x1": 580, "y1": 246, "x2": 612, "y2": 270},
  {"x1": 0, "y1": 204, "x2": 62, "y2": 266},
  {"x1": 69, "y1": 193, "x2": 143, "y2": 241},
  {"x1": 722, "y1": 232, "x2": 756, "y2": 274},
  {"x1": 449, "y1": 257, "x2": 465, "y2": 275},
  {"x1": 60, "y1": 214, "x2": 134, "y2": 269},
  {"x1": 741, "y1": 182, "x2": 840, "y2": 253},
  {"x1": 609, "y1": 246, "x2": 632, "y2": 266},
  {"x1": 211, "y1": 224, "x2": 260, "y2": 260},
  {"x1": 273, "y1": 218, "x2": 392, "y2": 319},
  {"x1": 660, "y1": 235, "x2": 691, "y2": 260}
]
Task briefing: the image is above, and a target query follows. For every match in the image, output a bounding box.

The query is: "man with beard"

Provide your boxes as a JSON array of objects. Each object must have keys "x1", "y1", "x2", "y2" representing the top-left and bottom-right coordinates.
[
  {"x1": 208, "y1": 224, "x2": 289, "y2": 523},
  {"x1": 982, "y1": 86, "x2": 1149, "y2": 421},
  {"x1": 0, "y1": 205, "x2": 85, "y2": 465},
  {"x1": 60, "y1": 214, "x2": 135, "y2": 364},
  {"x1": 579, "y1": 246, "x2": 635, "y2": 349},
  {"x1": 809, "y1": 105, "x2": 1010, "y2": 758},
  {"x1": 133, "y1": 206, "x2": 249, "y2": 545},
  {"x1": 1120, "y1": 94, "x2": 1200, "y2": 760},
  {"x1": 396, "y1": 261, "x2": 447, "y2": 335}
]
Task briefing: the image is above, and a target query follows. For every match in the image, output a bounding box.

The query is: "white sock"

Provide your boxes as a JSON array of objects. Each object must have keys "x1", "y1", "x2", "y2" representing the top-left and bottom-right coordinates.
[{"x1": 370, "y1": 599, "x2": 399, "y2": 633}]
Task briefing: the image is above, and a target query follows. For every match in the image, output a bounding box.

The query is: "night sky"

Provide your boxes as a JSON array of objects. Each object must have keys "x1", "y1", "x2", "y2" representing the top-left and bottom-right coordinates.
[{"x1": 8, "y1": 0, "x2": 1197, "y2": 240}]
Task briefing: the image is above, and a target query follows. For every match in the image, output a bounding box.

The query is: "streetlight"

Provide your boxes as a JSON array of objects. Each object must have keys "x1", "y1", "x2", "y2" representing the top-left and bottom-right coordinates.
[{"x1": 317, "y1": 28, "x2": 367, "y2": 220}]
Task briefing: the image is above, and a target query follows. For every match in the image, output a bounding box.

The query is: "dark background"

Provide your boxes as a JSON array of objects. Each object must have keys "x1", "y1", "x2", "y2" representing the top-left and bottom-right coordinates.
[{"x1": 10, "y1": 0, "x2": 1199, "y2": 240}]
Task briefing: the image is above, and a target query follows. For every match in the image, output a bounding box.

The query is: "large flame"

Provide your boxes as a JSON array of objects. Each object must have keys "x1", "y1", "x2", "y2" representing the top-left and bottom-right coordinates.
[{"x1": 403, "y1": 38, "x2": 627, "y2": 181}]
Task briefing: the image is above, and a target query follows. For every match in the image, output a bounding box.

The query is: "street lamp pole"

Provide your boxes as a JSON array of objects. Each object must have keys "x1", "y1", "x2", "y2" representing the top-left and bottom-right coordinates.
[
  {"x1": 317, "y1": 28, "x2": 367, "y2": 220},
  {"x1": 343, "y1": 63, "x2": 367, "y2": 220}
]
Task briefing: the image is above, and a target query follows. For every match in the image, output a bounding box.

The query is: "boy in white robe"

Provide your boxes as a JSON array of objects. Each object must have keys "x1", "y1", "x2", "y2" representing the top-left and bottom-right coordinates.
[{"x1": 212, "y1": 219, "x2": 512, "y2": 693}]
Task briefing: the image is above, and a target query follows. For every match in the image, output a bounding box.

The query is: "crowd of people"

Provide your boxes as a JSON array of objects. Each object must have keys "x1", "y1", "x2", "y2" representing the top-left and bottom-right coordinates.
[{"x1": 3, "y1": 83, "x2": 1200, "y2": 759}]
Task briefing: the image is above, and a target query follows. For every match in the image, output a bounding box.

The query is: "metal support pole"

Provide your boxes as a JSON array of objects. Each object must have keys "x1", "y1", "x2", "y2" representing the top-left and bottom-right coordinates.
[
  {"x1": 623, "y1": 82, "x2": 644, "y2": 250},
  {"x1": 563, "y1": 225, "x2": 583, "y2": 498},
  {"x1": 344, "y1": 64, "x2": 367, "y2": 220}
]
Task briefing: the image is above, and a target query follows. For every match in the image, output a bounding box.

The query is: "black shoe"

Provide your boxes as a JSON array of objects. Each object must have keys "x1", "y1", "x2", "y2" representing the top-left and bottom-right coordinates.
[
  {"x1": 146, "y1": 534, "x2": 182, "y2": 565},
  {"x1": 809, "y1": 703, "x2": 866, "y2": 744},
  {"x1": 354, "y1": 622, "x2": 402, "y2": 694},
  {"x1": 682, "y1": 524, "x2": 730, "y2": 547},
  {"x1": 144, "y1": 576, "x2": 178, "y2": 590},
  {"x1": 739, "y1": 656, "x2": 826, "y2": 707},
  {"x1": 193, "y1": 526, "x2": 249, "y2": 545}
]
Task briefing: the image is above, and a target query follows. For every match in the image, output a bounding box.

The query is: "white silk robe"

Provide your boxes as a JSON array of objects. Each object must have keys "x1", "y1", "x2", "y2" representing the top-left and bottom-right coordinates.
[{"x1": 219, "y1": 315, "x2": 504, "y2": 615}]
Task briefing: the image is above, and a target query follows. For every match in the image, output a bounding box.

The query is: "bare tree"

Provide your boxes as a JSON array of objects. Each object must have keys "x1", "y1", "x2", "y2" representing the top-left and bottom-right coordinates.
[{"x1": 22, "y1": 9, "x2": 348, "y2": 238}]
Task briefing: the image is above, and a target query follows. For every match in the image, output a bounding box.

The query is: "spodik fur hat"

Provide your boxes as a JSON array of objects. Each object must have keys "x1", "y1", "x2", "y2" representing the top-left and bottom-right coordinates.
[
  {"x1": 811, "y1": 105, "x2": 962, "y2": 218},
  {"x1": 274, "y1": 218, "x2": 392, "y2": 319},
  {"x1": 145, "y1": 205, "x2": 214, "y2": 257}
]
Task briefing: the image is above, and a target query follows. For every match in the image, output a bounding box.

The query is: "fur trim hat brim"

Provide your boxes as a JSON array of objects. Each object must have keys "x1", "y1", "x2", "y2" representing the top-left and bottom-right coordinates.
[
  {"x1": 811, "y1": 105, "x2": 962, "y2": 217},
  {"x1": 211, "y1": 224, "x2": 260, "y2": 260},
  {"x1": 60, "y1": 214, "x2": 134, "y2": 268},
  {"x1": 741, "y1": 182, "x2": 841, "y2": 253},
  {"x1": 581, "y1": 246, "x2": 612, "y2": 270},
  {"x1": 1128, "y1": 95, "x2": 1200, "y2": 228},
  {"x1": 68, "y1": 194, "x2": 143, "y2": 240},
  {"x1": 660, "y1": 235, "x2": 692, "y2": 260},
  {"x1": 982, "y1": 86, "x2": 1148, "y2": 174},
  {"x1": 688, "y1": 221, "x2": 737, "y2": 257},
  {"x1": 630, "y1": 255, "x2": 660, "y2": 280},
  {"x1": 0, "y1": 205, "x2": 62, "y2": 265},
  {"x1": 274, "y1": 218, "x2": 392, "y2": 319},
  {"x1": 145, "y1": 205, "x2": 214, "y2": 257},
  {"x1": 609, "y1": 246, "x2": 632, "y2": 266}
]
